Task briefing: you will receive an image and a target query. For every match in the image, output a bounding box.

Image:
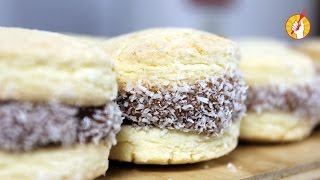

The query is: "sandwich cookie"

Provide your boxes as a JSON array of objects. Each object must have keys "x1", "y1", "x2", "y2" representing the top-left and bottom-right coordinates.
[
  {"x1": 0, "y1": 27, "x2": 123, "y2": 179},
  {"x1": 238, "y1": 38, "x2": 320, "y2": 142},
  {"x1": 103, "y1": 28, "x2": 247, "y2": 164}
]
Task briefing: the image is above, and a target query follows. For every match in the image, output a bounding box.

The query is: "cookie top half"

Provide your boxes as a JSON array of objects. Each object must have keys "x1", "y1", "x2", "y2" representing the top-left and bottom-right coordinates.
[
  {"x1": 0, "y1": 27, "x2": 117, "y2": 106},
  {"x1": 103, "y1": 28, "x2": 240, "y2": 88},
  {"x1": 237, "y1": 38, "x2": 315, "y2": 86}
]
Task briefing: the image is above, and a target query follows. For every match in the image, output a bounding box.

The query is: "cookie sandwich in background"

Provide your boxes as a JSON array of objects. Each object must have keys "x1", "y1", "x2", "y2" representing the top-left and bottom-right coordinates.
[{"x1": 238, "y1": 38, "x2": 320, "y2": 142}]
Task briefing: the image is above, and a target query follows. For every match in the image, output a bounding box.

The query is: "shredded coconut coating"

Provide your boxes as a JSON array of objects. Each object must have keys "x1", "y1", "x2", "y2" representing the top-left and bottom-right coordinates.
[
  {"x1": 0, "y1": 101, "x2": 123, "y2": 151},
  {"x1": 78, "y1": 102, "x2": 123, "y2": 145},
  {"x1": 117, "y1": 71, "x2": 247, "y2": 136},
  {"x1": 247, "y1": 80, "x2": 320, "y2": 125}
]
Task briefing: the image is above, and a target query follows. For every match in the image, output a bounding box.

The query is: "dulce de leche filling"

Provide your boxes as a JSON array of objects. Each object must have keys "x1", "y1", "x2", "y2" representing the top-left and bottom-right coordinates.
[
  {"x1": 117, "y1": 71, "x2": 247, "y2": 136},
  {"x1": 247, "y1": 80, "x2": 320, "y2": 125},
  {"x1": 0, "y1": 101, "x2": 123, "y2": 151}
]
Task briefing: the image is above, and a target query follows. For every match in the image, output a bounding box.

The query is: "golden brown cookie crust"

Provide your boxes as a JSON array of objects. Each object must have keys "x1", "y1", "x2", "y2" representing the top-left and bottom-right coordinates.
[
  {"x1": 238, "y1": 38, "x2": 316, "y2": 86},
  {"x1": 103, "y1": 28, "x2": 240, "y2": 88},
  {"x1": 0, "y1": 27, "x2": 117, "y2": 106},
  {"x1": 240, "y1": 112, "x2": 314, "y2": 142},
  {"x1": 0, "y1": 142, "x2": 111, "y2": 180},
  {"x1": 110, "y1": 122, "x2": 240, "y2": 165}
]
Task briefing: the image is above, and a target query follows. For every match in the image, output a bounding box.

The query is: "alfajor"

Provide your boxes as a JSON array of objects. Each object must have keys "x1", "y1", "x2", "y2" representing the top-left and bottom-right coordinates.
[
  {"x1": 0, "y1": 27, "x2": 122, "y2": 179},
  {"x1": 103, "y1": 28, "x2": 247, "y2": 164},
  {"x1": 238, "y1": 38, "x2": 320, "y2": 142}
]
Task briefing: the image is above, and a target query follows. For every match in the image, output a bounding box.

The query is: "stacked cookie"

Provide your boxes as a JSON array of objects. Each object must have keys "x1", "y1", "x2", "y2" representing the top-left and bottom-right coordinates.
[
  {"x1": 103, "y1": 28, "x2": 247, "y2": 164},
  {"x1": 0, "y1": 27, "x2": 123, "y2": 179},
  {"x1": 238, "y1": 38, "x2": 320, "y2": 142}
]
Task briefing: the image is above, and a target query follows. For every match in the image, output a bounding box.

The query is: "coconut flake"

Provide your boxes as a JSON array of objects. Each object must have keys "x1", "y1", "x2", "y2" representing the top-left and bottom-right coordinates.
[
  {"x1": 227, "y1": 163, "x2": 237, "y2": 173},
  {"x1": 197, "y1": 96, "x2": 209, "y2": 104}
]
